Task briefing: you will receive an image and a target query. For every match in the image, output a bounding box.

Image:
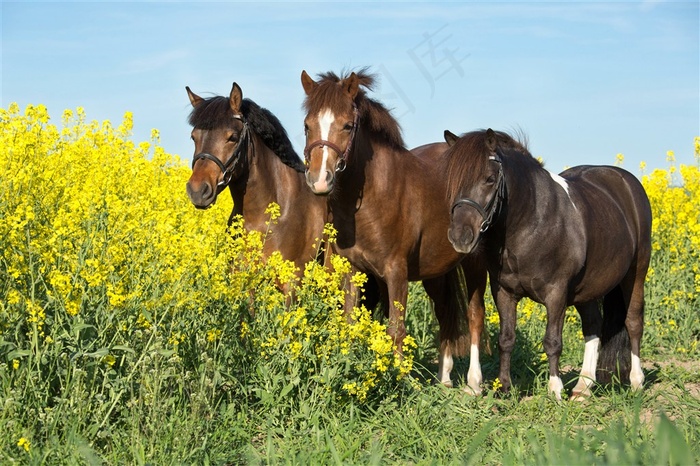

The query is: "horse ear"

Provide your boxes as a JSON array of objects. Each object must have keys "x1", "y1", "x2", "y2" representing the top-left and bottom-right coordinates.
[
  {"x1": 230, "y1": 82, "x2": 243, "y2": 115},
  {"x1": 186, "y1": 86, "x2": 202, "y2": 107},
  {"x1": 343, "y1": 72, "x2": 360, "y2": 99},
  {"x1": 485, "y1": 128, "x2": 498, "y2": 153},
  {"x1": 444, "y1": 130, "x2": 459, "y2": 147},
  {"x1": 301, "y1": 70, "x2": 318, "y2": 96}
]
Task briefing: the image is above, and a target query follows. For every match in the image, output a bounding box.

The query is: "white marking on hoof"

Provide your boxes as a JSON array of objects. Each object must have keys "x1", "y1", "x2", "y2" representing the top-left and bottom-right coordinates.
[
  {"x1": 630, "y1": 353, "x2": 644, "y2": 390},
  {"x1": 437, "y1": 348, "x2": 453, "y2": 387},
  {"x1": 572, "y1": 336, "x2": 599, "y2": 397},
  {"x1": 462, "y1": 384, "x2": 480, "y2": 396},
  {"x1": 466, "y1": 343, "x2": 482, "y2": 395},
  {"x1": 549, "y1": 375, "x2": 564, "y2": 401}
]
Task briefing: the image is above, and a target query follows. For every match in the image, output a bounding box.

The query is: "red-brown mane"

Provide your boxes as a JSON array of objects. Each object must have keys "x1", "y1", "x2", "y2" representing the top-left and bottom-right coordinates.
[{"x1": 302, "y1": 69, "x2": 406, "y2": 152}]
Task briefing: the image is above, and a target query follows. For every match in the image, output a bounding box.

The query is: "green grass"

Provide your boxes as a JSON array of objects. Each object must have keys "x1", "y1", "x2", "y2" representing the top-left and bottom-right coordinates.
[{"x1": 2, "y1": 280, "x2": 698, "y2": 465}]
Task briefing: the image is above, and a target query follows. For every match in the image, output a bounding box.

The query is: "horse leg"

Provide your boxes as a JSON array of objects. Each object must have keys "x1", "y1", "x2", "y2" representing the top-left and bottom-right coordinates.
[
  {"x1": 571, "y1": 300, "x2": 602, "y2": 400},
  {"x1": 543, "y1": 294, "x2": 568, "y2": 401},
  {"x1": 622, "y1": 269, "x2": 646, "y2": 391},
  {"x1": 423, "y1": 275, "x2": 457, "y2": 388},
  {"x1": 385, "y1": 268, "x2": 409, "y2": 354},
  {"x1": 492, "y1": 283, "x2": 518, "y2": 394},
  {"x1": 464, "y1": 261, "x2": 487, "y2": 395}
]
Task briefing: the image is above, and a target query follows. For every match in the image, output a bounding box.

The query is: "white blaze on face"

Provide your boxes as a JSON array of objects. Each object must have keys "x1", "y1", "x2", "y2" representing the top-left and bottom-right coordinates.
[{"x1": 311, "y1": 108, "x2": 335, "y2": 191}]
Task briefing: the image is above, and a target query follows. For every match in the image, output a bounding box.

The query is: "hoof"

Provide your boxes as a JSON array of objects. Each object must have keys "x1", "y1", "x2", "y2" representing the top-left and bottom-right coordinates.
[
  {"x1": 570, "y1": 391, "x2": 591, "y2": 402},
  {"x1": 462, "y1": 385, "x2": 482, "y2": 396},
  {"x1": 441, "y1": 380, "x2": 453, "y2": 388}
]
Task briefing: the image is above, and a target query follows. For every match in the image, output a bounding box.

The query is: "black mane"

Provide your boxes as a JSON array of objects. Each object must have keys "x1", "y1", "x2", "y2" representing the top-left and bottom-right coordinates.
[{"x1": 188, "y1": 96, "x2": 304, "y2": 172}]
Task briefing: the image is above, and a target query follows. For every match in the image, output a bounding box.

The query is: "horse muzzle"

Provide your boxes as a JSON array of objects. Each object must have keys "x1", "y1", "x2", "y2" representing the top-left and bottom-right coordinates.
[
  {"x1": 186, "y1": 179, "x2": 217, "y2": 209},
  {"x1": 305, "y1": 168, "x2": 335, "y2": 194},
  {"x1": 448, "y1": 204, "x2": 482, "y2": 254},
  {"x1": 447, "y1": 225, "x2": 479, "y2": 254}
]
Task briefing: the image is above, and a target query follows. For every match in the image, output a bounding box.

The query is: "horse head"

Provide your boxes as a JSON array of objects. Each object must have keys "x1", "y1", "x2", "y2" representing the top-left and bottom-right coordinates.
[
  {"x1": 185, "y1": 83, "x2": 249, "y2": 209},
  {"x1": 446, "y1": 128, "x2": 505, "y2": 254},
  {"x1": 301, "y1": 70, "x2": 362, "y2": 194}
]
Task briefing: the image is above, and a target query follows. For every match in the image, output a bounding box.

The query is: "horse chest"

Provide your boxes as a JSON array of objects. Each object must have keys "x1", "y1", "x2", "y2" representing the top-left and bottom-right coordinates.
[
  {"x1": 490, "y1": 247, "x2": 527, "y2": 294},
  {"x1": 490, "y1": 246, "x2": 562, "y2": 302}
]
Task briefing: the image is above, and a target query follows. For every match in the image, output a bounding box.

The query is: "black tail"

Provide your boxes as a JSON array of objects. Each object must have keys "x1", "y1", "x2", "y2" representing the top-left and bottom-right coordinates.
[
  {"x1": 431, "y1": 267, "x2": 470, "y2": 358},
  {"x1": 597, "y1": 285, "x2": 631, "y2": 384}
]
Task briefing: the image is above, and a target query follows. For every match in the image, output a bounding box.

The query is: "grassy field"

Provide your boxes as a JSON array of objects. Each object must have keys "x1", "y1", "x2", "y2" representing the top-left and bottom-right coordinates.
[{"x1": 1, "y1": 104, "x2": 699, "y2": 464}]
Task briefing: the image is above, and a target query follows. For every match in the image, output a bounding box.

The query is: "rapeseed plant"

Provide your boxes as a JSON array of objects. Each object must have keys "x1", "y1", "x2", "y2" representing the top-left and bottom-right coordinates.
[{"x1": 0, "y1": 103, "x2": 417, "y2": 438}]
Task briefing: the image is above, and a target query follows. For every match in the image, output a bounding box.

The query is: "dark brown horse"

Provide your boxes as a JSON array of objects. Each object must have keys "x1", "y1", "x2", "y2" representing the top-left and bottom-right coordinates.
[
  {"x1": 185, "y1": 83, "x2": 329, "y2": 278},
  {"x1": 444, "y1": 128, "x2": 652, "y2": 400},
  {"x1": 185, "y1": 83, "x2": 380, "y2": 310},
  {"x1": 301, "y1": 69, "x2": 488, "y2": 393}
]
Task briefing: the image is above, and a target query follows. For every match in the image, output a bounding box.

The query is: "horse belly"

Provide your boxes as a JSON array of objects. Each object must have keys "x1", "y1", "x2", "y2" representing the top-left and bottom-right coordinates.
[{"x1": 570, "y1": 240, "x2": 635, "y2": 305}]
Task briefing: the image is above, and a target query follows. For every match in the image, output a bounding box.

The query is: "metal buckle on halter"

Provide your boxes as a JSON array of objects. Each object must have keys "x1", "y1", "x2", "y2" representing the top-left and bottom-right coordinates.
[{"x1": 479, "y1": 219, "x2": 490, "y2": 233}]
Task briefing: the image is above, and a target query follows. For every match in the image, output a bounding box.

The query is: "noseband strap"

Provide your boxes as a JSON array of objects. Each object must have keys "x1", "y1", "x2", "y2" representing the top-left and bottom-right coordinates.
[
  {"x1": 303, "y1": 103, "x2": 359, "y2": 172},
  {"x1": 191, "y1": 116, "x2": 249, "y2": 192},
  {"x1": 451, "y1": 153, "x2": 506, "y2": 234}
]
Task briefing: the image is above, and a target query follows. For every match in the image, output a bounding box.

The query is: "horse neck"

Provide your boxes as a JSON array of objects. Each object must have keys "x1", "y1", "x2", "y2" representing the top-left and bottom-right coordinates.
[
  {"x1": 499, "y1": 155, "x2": 556, "y2": 233},
  {"x1": 338, "y1": 125, "x2": 408, "y2": 196},
  {"x1": 231, "y1": 133, "x2": 306, "y2": 219}
]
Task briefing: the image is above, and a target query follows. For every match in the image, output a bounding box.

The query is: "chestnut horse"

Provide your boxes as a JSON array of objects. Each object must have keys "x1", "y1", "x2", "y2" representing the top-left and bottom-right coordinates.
[
  {"x1": 444, "y1": 128, "x2": 652, "y2": 400},
  {"x1": 301, "y1": 69, "x2": 488, "y2": 393}
]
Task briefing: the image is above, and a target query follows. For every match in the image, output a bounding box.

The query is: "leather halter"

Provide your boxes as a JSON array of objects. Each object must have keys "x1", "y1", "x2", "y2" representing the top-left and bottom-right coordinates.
[
  {"x1": 451, "y1": 152, "x2": 506, "y2": 234},
  {"x1": 191, "y1": 114, "x2": 249, "y2": 193},
  {"x1": 303, "y1": 104, "x2": 359, "y2": 173}
]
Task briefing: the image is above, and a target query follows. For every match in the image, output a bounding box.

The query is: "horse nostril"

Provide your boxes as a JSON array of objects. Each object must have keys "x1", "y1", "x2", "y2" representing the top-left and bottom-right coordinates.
[
  {"x1": 200, "y1": 182, "x2": 211, "y2": 198},
  {"x1": 325, "y1": 170, "x2": 333, "y2": 183},
  {"x1": 463, "y1": 229, "x2": 474, "y2": 245}
]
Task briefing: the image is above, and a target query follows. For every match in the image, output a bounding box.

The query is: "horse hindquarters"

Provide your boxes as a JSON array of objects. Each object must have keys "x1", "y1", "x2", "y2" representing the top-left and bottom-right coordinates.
[
  {"x1": 598, "y1": 262, "x2": 647, "y2": 389},
  {"x1": 597, "y1": 285, "x2": 632, "y2": 383},
  {"x1": 597, "y1": 172, "x2": 651, "y2": 390}
]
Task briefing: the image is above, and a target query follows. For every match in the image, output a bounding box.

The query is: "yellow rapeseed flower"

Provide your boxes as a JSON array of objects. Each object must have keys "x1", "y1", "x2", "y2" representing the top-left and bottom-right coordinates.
[
  {"x1": 491, "y1": 378, "x2": 503, "y2": 391},
  {"x1": 17, "y1": 437, "x2": 30, "y2": 452}
]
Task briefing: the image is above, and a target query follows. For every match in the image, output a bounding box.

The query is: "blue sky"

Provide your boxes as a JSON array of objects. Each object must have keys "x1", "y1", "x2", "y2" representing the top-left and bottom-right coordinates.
[{"x1": 2, "y1": 1, "x2": 698, "y2": 173}]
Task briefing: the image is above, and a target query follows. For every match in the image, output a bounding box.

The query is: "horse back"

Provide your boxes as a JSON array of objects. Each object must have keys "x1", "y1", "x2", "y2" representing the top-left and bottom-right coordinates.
[
  {"x1": 562, "y1": 165, "x2": 652, "y2": 300},
  {"x1": 562, "y1": 165, "x2": 651, "y2": 239}
]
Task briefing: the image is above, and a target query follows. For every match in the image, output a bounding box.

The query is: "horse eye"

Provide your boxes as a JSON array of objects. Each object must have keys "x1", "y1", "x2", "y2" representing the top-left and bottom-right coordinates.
[
  {"x1": 228, "y1": 134, "x2": 239, "y2": 143},
  {"x1": 304, "y1": 124, "x2": 309, "y2": 134},
  {"x1": 343, "y1": 123, "x2": 354, "y2": 132},
  {"x1": 486, "y1": 175, "x2": 496, "y2": 184}
]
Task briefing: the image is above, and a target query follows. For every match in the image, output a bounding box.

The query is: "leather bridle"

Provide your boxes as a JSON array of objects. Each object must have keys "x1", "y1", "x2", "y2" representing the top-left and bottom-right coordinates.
[
  {"x1": 451, "y1": 152, "x2": 506, "y2": 234},
  {"x1": 191, "y1": 114, "x2": 249, "y2": 193},
  {"x1": 303, "y1": 104, "x2": 359, "y2": 173}
]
